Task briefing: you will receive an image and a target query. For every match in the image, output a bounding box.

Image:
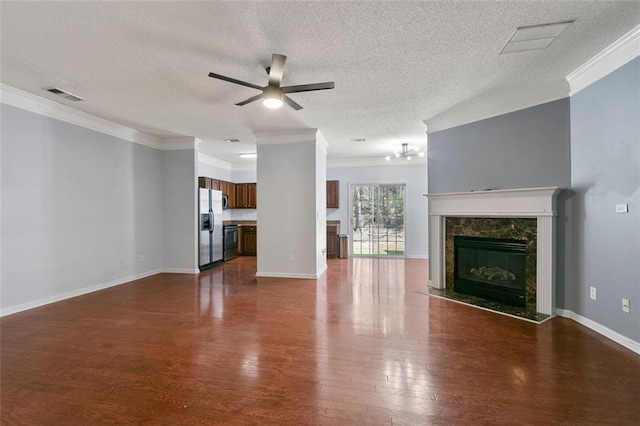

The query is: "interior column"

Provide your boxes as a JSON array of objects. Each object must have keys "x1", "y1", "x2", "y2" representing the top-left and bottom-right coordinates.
[{"x1": 255, "y1": 129, "x2": 328, "y2": 279}]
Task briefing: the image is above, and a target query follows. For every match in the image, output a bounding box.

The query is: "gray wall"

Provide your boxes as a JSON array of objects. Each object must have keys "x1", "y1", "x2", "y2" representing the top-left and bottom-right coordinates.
[
  {"x1": 162, "y1": 149, "x2": 198, "y2": 272},
  {"x1": 569, "y1": 57, "x2": 639, "y2": 341},
  {"x1": 327, "y1": 162, "x2": 428, "y2": 258},
  {"x1": 198, "y1": 160, "x2": 231, "y2": 183},
  {"x1": 1, "y1": 104, "x2": 196, "y2": 315},
  {"x1": 427, "y1": 98, "x2": 571, "y2": 313},
  {"x1": 196, "y1": 160, "x2": 429, "y2": 258},
  {"x1": 257, "y1": 141, "x2": 324, "y2": 277},
  {"x1": 428, "y1": 98, "x2": 571, "y2": 193}
]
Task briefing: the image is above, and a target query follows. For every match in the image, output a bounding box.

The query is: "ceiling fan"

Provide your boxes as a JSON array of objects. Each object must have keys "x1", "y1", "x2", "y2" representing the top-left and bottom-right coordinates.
[{"x1": 208, "y1": 54, "x2": 334, "y2": 110}]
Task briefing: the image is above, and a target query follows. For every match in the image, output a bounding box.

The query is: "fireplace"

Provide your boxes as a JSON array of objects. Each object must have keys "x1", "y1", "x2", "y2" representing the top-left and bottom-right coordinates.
[
  {"x1": 454, "y1": 236, "x2": 527, "y2": 306},
  {"x1": 427, "y1": 187, "x2": 562, "y2": 319}
]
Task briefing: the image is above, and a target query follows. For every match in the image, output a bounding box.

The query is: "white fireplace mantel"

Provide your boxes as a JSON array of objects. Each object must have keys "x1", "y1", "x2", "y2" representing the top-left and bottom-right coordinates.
[{"x1": 427, "y1": 187, "x2": 563, "y2": 316}]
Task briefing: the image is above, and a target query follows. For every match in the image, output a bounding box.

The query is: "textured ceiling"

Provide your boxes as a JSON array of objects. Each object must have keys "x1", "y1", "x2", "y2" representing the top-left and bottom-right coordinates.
[{"x1": 1, "y1": 1, "x2": 638, "y2": 165}]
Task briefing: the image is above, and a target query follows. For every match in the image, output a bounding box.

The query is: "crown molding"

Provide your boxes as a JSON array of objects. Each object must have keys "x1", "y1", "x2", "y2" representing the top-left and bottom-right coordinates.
[
  {"x1": 424, "y1": 25, "x2": 640, "y2": 134},
  {"x1": 254, "y1": 128, "x2": 320, "y2": 145},
  {"x1": 0, "y1": 84, "x2": 193, "y2": 150},
  {"x1": 327, "y1": 156, "x2": 426, "y2": 168},
  {"x1": 315, "y1": 130, "x2": 328, "y2": 153},
  {"x1": 424, "y1": 79, "x2": 569, "y2": 134},
  {"x1": 160, "y1": 137, "x2": 198, "y2": 150},
  {"x1": 197, "y1": 151, "x2": 257, "y2": 172},
  {"x1": 197, "y1": 152, "x2": 233, "y2": 171},
  {"x1": 197, "y1": 155, "x2": 425, "y2": 171},
  {"x1": 567, "y1": 25, "x2": 640, "y2": 95}
]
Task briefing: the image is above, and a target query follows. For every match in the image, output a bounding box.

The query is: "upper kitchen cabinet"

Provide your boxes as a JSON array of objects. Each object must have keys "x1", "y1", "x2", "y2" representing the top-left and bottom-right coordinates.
[
  {"x1": 236, "y1": 183, "x2": 257, "y2": 209},
  {"x1": 327, "y1": 180, "x2": 339, "y2": 208},
  {"x1": 198, "y1": 177, "x2": 212, "y2": 189},
  {"x1": 221, "y1": 181, "x2": 236, "y2": 209},
  {"x1": 211, "y1": 179, "x2": 221, "y2": 191}
]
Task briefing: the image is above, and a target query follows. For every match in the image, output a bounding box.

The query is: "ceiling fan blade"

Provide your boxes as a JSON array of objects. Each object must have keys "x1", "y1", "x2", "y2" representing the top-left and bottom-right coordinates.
[
  {"x1": 281, "y1": 82, "x2": 335, "y2": 94},
  {"x1": 283, "y1": 95, "x2": 303, "y2": 111},
  {"x1": 268, "y1": 54, "x2": 287, "y2": 87},
  {"x1": 208, "y1": 72, "x2": 263, "y2": 91},
  {"x1": 235, "y1": 93, "x2": 264, "y2": 106}
]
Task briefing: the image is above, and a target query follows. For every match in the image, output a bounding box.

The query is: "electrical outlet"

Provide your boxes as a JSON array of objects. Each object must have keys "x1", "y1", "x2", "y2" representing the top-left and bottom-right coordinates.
[
  {"x1": 615, "y1": 204, "x2": 629, "y2": 214},
  {"x1": 139, "y1": 254, "x2": 144, "y2": 263},
  {"x1": 590, "y1": 287, "x2": 597, "y2": 300},
  {"x1": 288, "y1": 254, "x2": 294, "y2": 262},
  {"x1": 622, "y1": 298, "x2": 630, "y2": 313}
]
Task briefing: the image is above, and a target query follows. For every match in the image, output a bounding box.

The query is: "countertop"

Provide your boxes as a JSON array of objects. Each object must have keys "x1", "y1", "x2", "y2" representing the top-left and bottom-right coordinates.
[
  {"x1": 224, "y1": 220, "x2": 341, "y2": 227},
  {"x1": 223, "y1": 220, "x2": 257, "y2": 226}
]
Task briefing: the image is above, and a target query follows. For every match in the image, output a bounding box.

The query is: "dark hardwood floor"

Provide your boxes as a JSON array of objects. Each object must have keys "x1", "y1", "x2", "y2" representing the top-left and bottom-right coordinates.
[{"x1": 2, "y1": 257, "x2": 639, "y2": 425}]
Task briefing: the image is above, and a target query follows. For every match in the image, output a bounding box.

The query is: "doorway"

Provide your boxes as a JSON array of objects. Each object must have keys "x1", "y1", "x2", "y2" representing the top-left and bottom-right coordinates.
[{"x1": 351, "y1": 184, "x2": 405, "y2": 256}]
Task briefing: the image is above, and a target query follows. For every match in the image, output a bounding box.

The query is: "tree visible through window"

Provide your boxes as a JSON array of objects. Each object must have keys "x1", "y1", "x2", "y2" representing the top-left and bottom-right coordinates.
[{"x1": 351, "y1": 184, "x2": 405, "y2": 256}]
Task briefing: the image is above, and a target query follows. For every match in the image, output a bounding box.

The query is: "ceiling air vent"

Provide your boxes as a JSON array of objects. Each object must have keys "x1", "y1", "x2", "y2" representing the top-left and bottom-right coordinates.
[
  {"x1": 500, "y1": 21, "x2": 574, "y2": 54},
  {"x1": 46, "y1": 87, "x2": 85, "y2": 102},
  {"x1": 224, "y1": 138, "x2": 240, "y2": 143}
]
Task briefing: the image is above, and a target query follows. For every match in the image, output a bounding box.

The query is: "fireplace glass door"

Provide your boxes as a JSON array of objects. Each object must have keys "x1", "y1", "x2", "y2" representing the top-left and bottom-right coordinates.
[{"x1": 454, "y1": 236, "x2": 526, "y2": 306}]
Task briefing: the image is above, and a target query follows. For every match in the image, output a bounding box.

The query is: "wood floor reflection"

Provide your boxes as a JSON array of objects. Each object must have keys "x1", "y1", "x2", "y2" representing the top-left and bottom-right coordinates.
[{"x1": 2, "y1": 257, "x2": 639, "y2": 424}]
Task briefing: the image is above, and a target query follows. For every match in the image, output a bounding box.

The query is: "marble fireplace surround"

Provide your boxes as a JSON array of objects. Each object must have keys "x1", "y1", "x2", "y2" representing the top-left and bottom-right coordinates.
[{"x1": 428, "y1": 187, "x2": 562, "y2": 317}]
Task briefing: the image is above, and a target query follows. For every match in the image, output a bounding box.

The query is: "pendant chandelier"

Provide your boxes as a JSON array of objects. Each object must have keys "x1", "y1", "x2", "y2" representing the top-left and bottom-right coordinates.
[{"x1": 385, "y1": 143, "x2": 425, "y2": 161}]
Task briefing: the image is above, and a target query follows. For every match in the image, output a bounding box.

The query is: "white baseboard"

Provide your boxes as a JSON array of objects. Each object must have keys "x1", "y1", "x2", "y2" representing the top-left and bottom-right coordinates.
[
  {"x1": 0, "y1": 269, "x2": 162, "y2": 317},
  {"x1": 556, "y1": 309, "x2": 640, "y2": 355},
  {"x1": 256, "y1": 271, "x2": 321, "y2": 280},
  {"x1": 163, "y1": 268, "x2": 200, "y2": 274},
  {"x1": 317, "y1": 264, "x2": 328, "y2": 277}
]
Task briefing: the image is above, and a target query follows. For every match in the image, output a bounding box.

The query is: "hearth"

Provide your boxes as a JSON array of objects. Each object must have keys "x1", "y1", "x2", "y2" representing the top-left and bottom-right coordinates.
[{"x1": 454, "y1": 236, "x2": 526, "y2": 307}]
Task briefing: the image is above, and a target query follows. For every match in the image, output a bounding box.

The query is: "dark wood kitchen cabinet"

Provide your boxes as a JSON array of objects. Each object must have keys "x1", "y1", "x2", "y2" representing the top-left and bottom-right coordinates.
[
  {"x1": 220, "y1": 181, "x2": 236, "y2": 208},
  {"x1": 236, "y1": 184, "x2": 247, "y2": 208},
  {"x1": 240, "y1": 225, "x2": 257, "y2": 256},
  {"x1": 211, "y1": 179, "x2": 221, "y2": 191},
  {"x1": 326, "y1": 223, "x2": 339, "y2": 259},
  {"x1": 236, "y1": 183, "x2": 257, "y2": 209},
  {"x1": 198, "y1": 177, "x2": 212, "y2": 189},
  {"x1": 227, "y1": 182, "x2": 237, "y2": 209},
  {"x1": 327, "y1": 180, "x2": 339, "y2": 208},
  {"x1": 247, "y1": 183, "x2": 257, "y2": 208}
]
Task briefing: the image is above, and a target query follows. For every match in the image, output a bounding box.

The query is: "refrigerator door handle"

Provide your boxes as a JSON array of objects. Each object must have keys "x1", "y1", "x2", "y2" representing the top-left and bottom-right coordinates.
[{"x1": 210, "y1": 210, "x2": 214, "y2": 233}]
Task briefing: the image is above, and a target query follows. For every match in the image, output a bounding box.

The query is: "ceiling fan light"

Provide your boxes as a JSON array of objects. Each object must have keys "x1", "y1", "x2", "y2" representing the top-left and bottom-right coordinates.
[
  {"x1": 263, "y1": 97, "x2": 283, "y2": 109},
  {"x1": 263, "y1": 86, "x2": 283, "y2": 109},
  {"x1": 385, "y1": 156, "x2": 391, "y2": 161},
  {"x1": 418, "y1": 152, "x2": 425, "y2": 158}
]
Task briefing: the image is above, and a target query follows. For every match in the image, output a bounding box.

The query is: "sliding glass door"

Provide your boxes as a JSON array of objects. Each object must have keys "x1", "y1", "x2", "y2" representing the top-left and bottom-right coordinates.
[{"x1": 351, "y1": 184, "x2": 405, "y2": 256}]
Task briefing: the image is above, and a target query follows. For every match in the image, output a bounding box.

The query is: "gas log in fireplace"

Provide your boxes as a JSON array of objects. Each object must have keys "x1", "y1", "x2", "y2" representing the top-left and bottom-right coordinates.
[{"x1": 454, "y1": 236, "x2": 527, "y2": 307}]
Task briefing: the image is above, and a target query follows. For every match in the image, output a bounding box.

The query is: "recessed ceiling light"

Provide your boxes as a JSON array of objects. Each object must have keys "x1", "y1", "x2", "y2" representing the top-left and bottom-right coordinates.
[
  {"x1": 239, "y1": 153, "x2": 257, "y2": 159},
  {"x1": 351, "y1": 138, "x2": 366, "y2": 142},
  {"x1": 500, "y1": 20, "x2": 574, "y2": 54},
  {"x1": 46, "y1": 87, "x2": 84, "y2": 102},
  {"x1": 224, "y1": 138, "x2": 240, "y2": 143}
]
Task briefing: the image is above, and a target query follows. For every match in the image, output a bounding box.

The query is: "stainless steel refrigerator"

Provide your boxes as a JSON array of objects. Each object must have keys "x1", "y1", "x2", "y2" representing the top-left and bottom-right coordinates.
[{"x1": 199, "y1": 188, "x2": 223, "y2": 270}]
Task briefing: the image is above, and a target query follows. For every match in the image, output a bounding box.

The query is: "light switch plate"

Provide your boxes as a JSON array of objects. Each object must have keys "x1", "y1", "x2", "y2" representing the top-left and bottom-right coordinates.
[
  {"x1": 616, "y1": 204, "x2": 629, "y2": 213},
  {"x1": 590, "y1": 287, "x2": 596, "y2": 300}
]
